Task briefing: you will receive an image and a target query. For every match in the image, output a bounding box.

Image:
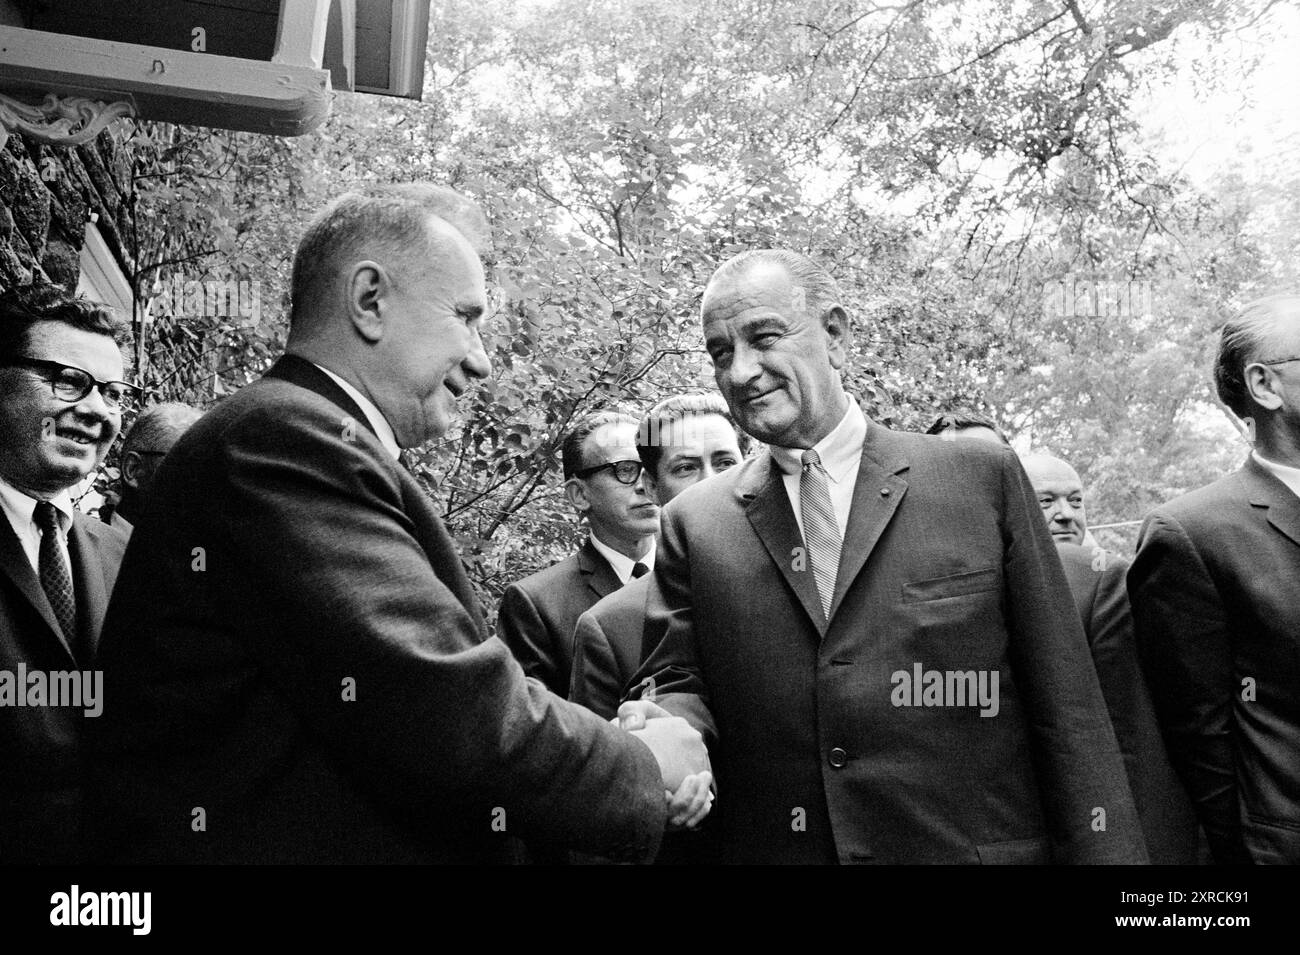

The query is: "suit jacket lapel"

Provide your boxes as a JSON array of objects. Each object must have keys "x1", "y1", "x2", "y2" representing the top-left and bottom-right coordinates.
[
  {"x1": 829, "y1": 421, "x2": 909, "y2": 621},
  {"x1": 739, "y1": 452, "x2": 828, "y2": 637},
  {"x1": 0, "y1": 510, "x2": 76, "y2": 663},
  {"x1": 579, "y1": 539, "x2": 622, "y2": 601},
  {"x1": 1243, "y1": 455, "x2": 1300, "y2": 549},
  {"x1": 68, "y1": 514, "x2": 112, "y2": 660}
]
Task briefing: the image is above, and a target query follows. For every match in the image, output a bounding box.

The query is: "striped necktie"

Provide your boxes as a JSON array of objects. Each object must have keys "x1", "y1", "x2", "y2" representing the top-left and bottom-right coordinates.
[{"x1": 800, "y1": 449, "x2": 842, "y2": 619}]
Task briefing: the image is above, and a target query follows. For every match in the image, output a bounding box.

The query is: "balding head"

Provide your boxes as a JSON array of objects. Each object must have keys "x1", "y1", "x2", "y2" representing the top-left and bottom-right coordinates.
[
  {"x1": 118, "y1": 401, "x2": 204, "y2": 524},
  {"x1": 288, "y1": 183, "x2": 490, "y2": 335},
  {"x1": 1020, "y1": 453, "x2": 1086, "y2": 544}
]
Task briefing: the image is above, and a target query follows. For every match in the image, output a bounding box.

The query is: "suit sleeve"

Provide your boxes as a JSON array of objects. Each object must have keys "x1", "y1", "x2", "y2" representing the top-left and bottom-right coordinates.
[
  {"x1": 629, "y1": 500, "x2": 719, "y2": 748},
  {"x1": 1128, "y1": 511, "x2": 1247, "y2": 864},
  {"x1": 998, "y1": 451, "x2": 1148, "y2": 863},
  {"x1": 497, "y1": 583, "x2": 566, "y2": 696},
  {"x1": 569, "y1": 610, "x2": 624, "y2": 721},
  {"x1": 220, "y1": 406, "x2": 666, "y2": 860}
]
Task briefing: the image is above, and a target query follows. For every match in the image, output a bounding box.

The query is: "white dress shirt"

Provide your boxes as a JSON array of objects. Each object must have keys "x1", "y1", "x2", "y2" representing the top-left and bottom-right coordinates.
[
  {"x1": 589, "y1": 533, "x2": 656, "y2": 586},
  {"x1": 769, "y1": 396, "x2": 867, "y2": 542},
  {"x1": 1252, "y1": 450, "x2": 1300, "y2": 500},
  {"x1": 311, "y1": 362, "x2": 401, "y2": 460},
  {"x1": 0, "y1": 474, "x2": 75, "y2": 576}
]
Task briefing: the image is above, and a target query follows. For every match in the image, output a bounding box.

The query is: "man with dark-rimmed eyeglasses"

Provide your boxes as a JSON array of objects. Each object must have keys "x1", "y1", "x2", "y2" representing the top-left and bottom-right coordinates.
[
  {"x1": 0, "y1": 283, "x2": 133, "y2": 865},
  {"x1": 497, "y1": 410, "x2": 660, "y2": 700},
  {"x1": 1130, "y1": 293, "x2": 1300, "y2": 865}
]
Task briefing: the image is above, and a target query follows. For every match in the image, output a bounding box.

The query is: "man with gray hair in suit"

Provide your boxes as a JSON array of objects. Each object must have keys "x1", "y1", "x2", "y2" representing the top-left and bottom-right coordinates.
[
  {"x1": 1130, "y1": 294, "x2": 1300, "y2": 864},
  {"x1": 624, "y1": 248, "x2": 1146, "y2": 864}
]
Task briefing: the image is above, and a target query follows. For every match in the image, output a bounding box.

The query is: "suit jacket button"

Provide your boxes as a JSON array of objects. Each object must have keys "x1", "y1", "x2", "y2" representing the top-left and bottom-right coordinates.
[
  {"x1": 828, "y1": 747, "x2": 848, "y2": 768},
  {"x1": 880, "y1": 487, "x2": 891, "y2": 497}
]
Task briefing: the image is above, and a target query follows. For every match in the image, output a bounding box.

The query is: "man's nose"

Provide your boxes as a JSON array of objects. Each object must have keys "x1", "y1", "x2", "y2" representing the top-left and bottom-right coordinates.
[
  {"x1": 727, "y1": 342, "x2": 761, "y2": 385},
  {"x1": 1052, "y1": 500, "x2": 1075, "y2": 522},
  {"x1": 463, "y1": 327, "x2": 492, "y2": 380}
]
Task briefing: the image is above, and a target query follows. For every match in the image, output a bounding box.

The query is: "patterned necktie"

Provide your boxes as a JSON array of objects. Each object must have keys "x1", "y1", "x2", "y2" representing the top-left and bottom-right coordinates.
[
  {"x1": 800, "y1": 449, "x2": 842, "y2": 619},
  {"x1": 34, "y1": 501, "x2": 80, "y2": 659},
  {"x1": 631, "y1": 561, "x2": 649, "y2": 580}
]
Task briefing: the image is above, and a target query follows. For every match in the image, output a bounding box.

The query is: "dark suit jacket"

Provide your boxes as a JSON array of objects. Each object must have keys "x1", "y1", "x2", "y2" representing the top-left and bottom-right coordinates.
[
  {"x1": 1, "y1": 505, "x2": 127, "y2": 864},
  {"x1": 1128, "y1": 455, "x2": 1300, "y2": 864},
  {"x1": 570, "y1": 575, "x2": 650, "y2": 720},
  {"x1": 1056, "y1": 542, "x2": 1200, "y2": 864},
  {"x1": 84, "y1": 355, "x2": 667, "y2": 864},
  {"x1": 497, "y1": 539, "x2": 621, "y2": 697},
  {"x1": 633, "y1": 423, "x2": 1147, "y2": 864}
]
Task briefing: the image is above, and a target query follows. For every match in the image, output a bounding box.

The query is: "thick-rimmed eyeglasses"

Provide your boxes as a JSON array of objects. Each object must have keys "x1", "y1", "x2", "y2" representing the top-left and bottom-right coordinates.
[
  {"x1": 5, "y1": 357, "x2": 140, "y2": 412},
  {"x1": 575, "y1": 459, "x2": 644, "y2": 485}
]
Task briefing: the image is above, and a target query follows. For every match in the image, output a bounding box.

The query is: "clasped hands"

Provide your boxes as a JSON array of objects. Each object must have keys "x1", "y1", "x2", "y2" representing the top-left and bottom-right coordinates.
[{"x1": 616, "y1": 699, "x2": 714, "y2": 830}]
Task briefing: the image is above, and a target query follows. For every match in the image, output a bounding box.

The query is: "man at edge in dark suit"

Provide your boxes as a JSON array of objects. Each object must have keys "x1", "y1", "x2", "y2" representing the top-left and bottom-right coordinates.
[
  {"x1": 1129, "y1": 294, "x2": 1300, "y2": 864},
  {"x1": 84, "y1": 184, "x2": 709, "y2": 864},
  {"x1": 0, "y1": 285, "x2": 132, "y2": 864}
]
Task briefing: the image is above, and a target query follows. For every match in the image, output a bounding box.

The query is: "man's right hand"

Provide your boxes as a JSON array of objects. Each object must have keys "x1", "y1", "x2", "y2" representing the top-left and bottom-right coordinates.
[{"x1": 627, "y1": 713, "x2": 709, "y2": 792}]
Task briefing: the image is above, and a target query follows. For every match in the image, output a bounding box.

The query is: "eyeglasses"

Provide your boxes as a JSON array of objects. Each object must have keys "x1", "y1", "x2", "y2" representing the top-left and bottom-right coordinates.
[
  {"x1": 1258, "y1": 357, "x2": 1300, "y2": 366},
  {"x1": 574, "y1": 459, "x2": 644, "y2": 485},
  {"x1": 6, "y1": 357, "x2": 140, "y2": 412}
]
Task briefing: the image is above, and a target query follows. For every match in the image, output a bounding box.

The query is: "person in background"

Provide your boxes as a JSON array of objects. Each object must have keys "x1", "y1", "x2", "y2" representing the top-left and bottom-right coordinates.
[
  {"x1": 570, "y1": 392, "x2": 750, "y2": 719},
  {"x1": 100, "y1": 401, "x2": 202, "y2": 530},
  {"x1": 497, "y1": 411, "x2": 659, "y2": 697}
]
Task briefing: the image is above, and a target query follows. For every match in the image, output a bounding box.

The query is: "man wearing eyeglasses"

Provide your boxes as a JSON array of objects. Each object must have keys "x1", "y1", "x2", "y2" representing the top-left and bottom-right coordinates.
[
  {"x1": 0, "y1": 283, "x2": 134, "y2": 865},
  {"x1": 1130, "y1": 294, "x2": 1300, "y2": 865},
  {"x1": 497, "y1": 411, "x2": 660, "y2": 699}
]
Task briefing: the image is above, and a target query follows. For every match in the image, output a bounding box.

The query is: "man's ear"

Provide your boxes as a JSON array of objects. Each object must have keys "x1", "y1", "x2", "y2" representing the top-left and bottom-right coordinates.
[
  {"x1": 120, "y1": 451, "x2": 143, "y2": 489},
  {"x1": 822, "y1": 305, "x2": 851, "y2": 370},
  {"x1": 347, "y1": 261, "x2": 388, "y2": 343},
  {"x1": 1245, "y1": 363, "x2": 1285, "y2": 412},
  {"x1": 564, "y1": 478, "x2": 590, "y2": 515}
]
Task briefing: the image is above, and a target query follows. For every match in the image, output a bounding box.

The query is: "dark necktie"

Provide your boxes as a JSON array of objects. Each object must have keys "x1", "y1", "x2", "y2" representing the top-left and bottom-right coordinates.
[
  {"x1": 800, "y1": 449, "x2": 842, "y2": 619},
  {"x1": 34, "y1": 501, "x2": 80, "y2": 659},
  {"x1": 631, "y1": 562, "x2": 649, "y2": 580}
]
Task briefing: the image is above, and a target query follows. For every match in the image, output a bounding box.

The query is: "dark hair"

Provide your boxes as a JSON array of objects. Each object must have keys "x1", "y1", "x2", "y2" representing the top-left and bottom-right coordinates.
[
  {"x1": 0, "y1": 284, "x2": 131, "y2": 362},
  {"x1": 1214, "y1": 296, "x2": 1300, "y2": 419},
  {"x1": 122, "y1": 402, "x2": 203, "y2": 456},
  {"x1": 636, "y1": 392, "x2": 753, "y2": 478},
  {"x1": 925, "y1": 411, "x2": 1009, "y2": 445},
  {"x1": 289, "y1": 183, "x2": 490, "y2": 327},
  {"x1": 561, "y1": 411, "x2": 640, "y2": 480}
]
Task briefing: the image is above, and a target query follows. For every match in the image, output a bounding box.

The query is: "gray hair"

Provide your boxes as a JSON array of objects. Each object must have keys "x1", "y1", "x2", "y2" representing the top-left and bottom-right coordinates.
[
  {"x1": 289, "y1": 183, "x2": 490, "y2": 327},
  {"x1": 122, "y1": 402, "x2": 203, "y2": 456},
  {"x1": 1214, "y1": 295, "x2": 1300, "y2": 418},
  {"x1": 706, "y1": 249, "x2": 843, "y2": 321}
]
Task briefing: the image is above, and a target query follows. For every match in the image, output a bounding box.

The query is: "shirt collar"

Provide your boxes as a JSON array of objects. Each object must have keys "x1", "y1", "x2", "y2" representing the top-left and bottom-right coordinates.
[
  {"x1": 588, "y1": 533, "x2": 656, "y2": 586},
  {"x1": 769, "y1": 395, "x2": 867, "y2": 484},
  {"x1": 310, "y1": 363, "x2": 401, "y2": 460},
  {"x1": 0, "y1": 473, "x2": 75, "y2": 536},
  {"x1": 1252, "y1": 450, "x2": 1300, "y2": 500}
]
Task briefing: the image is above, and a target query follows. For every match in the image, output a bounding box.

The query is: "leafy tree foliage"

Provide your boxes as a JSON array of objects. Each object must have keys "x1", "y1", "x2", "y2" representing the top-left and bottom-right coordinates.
[{"x1": 120, "y1": 0, "x2": 1290, "y2": 606}]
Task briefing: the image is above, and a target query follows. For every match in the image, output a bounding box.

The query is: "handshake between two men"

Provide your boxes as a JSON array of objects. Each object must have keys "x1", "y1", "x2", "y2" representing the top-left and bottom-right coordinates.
[{"x1": 619, "y1": 700, "x2": 715, "y2": 831}]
